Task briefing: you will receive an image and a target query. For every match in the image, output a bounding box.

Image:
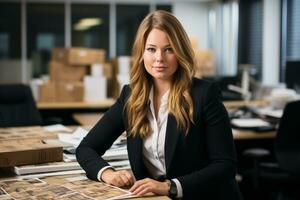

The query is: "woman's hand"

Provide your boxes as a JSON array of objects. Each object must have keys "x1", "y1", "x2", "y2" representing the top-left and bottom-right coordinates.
[
  {"x1": 101, "y1": 168, "x2": 134, "y2": 187},
  {"x1": 129, "y1": 178, "x2": 169, "y2": 197}
]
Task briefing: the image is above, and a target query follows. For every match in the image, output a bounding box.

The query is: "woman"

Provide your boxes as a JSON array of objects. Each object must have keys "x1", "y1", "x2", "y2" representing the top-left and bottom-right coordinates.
[{"x1": 76, "y1": 10, "x2": 241, "y2": 200}]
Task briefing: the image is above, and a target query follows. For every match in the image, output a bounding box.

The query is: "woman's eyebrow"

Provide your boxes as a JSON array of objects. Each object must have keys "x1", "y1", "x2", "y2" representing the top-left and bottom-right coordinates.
[{"x1": 145, "y1": 44, "x2": 171, "y2": 48}]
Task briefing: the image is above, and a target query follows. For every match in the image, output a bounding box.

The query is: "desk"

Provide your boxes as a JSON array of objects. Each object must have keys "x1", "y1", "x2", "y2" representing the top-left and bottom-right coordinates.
[
  {"x1": 37, "y1": 99, "x2": 115, "y2": 109},
  {"x1": 72, "y1": 112, "x2": 277, "y2": 140},
  {"x1": 224, "y1": 99, "x2": 269, "y2": 109},
  {"x1": 233, "y1": 129, "x2": 276, "y2": 140},
  {"x1": 37, "y1": 99, "x2": 115, "y2": 125},
  {"x1": 73, "y1": 113, "x2": 103, "y2": 126},
  {"x1": 0, "y1": 126, "x2": 169, "y2": 199},
  {"x1": 0, "y1": 170, "x2": 169, "y2": 200}
]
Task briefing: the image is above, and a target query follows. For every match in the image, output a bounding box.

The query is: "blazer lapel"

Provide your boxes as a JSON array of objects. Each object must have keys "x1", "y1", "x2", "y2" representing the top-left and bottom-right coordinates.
[{"x1": 165, "y1": 114, "x2": 181, "y2": 173}]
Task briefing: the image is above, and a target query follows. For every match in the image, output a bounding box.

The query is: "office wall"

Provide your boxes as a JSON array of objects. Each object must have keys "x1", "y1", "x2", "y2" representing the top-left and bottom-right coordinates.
[
  {"x1": 0, "y1": 60, "x2": 31, "y2": 84},
  {"x1": 173, "y1": 2, "x2": 209, "y2": 49},
  {"x1": 262, "y1": 0, "x2": 280, "y2": 85}
]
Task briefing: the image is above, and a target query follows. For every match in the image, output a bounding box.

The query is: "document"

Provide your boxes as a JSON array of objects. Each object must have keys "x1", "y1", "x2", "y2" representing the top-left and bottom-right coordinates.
[
  {"x1": 0, "y1": 173, "x2": 133, "y2": 200},
  {"x1": 231, "y1": 118, "x2": 271, "y2": 128}
]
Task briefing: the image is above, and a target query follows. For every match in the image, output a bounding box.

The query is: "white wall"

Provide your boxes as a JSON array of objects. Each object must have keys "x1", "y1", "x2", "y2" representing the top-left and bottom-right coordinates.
[
  {"x1": 0, "y1": 60, "x2": 32, "y2": 84},
  {"x1": 173, "y1": 2, "x2": 209, "y2": 49},
  {"x1": 262, "y1": 0, "x2": 281, "y2": 85}
]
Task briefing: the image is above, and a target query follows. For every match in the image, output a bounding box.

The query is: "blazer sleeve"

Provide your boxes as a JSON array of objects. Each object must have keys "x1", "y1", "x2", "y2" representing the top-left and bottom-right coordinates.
[
  {"x1": 76, "y1": 86, "x2": 128, "y2": 181},
  {"x1": 177, "y1": 82, "x2": 238, "y2": 198}
]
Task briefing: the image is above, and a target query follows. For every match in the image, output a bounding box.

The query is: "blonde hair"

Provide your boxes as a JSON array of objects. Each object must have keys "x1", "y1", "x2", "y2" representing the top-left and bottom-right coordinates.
[{"x1": 126, "y1": 10, "x2": 195, "y2": 138}]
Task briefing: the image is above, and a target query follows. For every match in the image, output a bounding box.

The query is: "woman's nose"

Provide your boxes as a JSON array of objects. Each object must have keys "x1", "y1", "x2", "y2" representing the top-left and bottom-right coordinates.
[{"x1": 155, "y1": 50, "x2": 163, "y2": 61}]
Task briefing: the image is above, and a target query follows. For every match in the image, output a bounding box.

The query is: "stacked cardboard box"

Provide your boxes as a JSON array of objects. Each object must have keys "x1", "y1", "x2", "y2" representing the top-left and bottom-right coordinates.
[
  {"x1": 190, "y1": 37, "x2": 216, "y2": 78},
  {"x1": 107, "y1": 57, "x2": 133, "y2": 99},
  {"x1": 38, "y1": 47, "x2": 111, "y2": 102},
  {"x1": 194, "y1": 49, "x2": 215, "y2": 77},
  {"x1": 0, "y1": 126, "x2": 63, "y2": 167}
]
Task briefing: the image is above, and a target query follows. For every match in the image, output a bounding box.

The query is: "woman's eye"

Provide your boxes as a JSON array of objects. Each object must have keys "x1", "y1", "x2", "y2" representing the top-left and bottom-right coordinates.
[
  {"x1": 146, "y1": 48, "x2": 156, "y2": 53},
  {"x1": 165, "y1": 48, "x2": 174, "y2": 53}
]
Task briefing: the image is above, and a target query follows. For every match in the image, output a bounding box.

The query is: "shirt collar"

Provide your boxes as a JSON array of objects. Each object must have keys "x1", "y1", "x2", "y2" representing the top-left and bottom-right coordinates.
[{"x1": 148, "y1": 86, "x2": 169, "y2": 107}]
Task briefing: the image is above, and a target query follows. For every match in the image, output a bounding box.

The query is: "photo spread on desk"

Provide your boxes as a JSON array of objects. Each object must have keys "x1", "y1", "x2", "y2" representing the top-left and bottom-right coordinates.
[{"x1": 0, "y1": 174, "x2": 133, "y2": 200}]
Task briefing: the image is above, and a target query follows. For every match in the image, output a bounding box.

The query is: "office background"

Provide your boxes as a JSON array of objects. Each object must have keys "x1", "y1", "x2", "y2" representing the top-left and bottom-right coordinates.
[
  {"x1": 1, "y1": 0, "x2": 300, "y2": 200},
  {"x1": 0, "y1": 0, "x2": 299, "y2": 88}
]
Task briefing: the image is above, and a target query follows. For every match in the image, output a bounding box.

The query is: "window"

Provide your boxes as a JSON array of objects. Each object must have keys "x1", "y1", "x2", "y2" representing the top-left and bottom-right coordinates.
[
  {"x1": 27, "y1": 3, "x2": 64, "y2": 77},
  {"x1": 0, "y1": 2, "x2": 21, "y2": 84},
  {"x1": 238, "y1": 0, "x2": 263, "y2": 80},
  {"x1": 156, "y1": 5, "x2": 172, "y2": 12},
  {"x1": 286, "y1": 0, "x2": 300, "y2": 60},
  {"x1": 116, "y1": 5, "x2": 149, "y2": 56},
  {"x1": 71, "y1": 4, "x2": 109, "y2": 59},
  {"x1": 0, "y1": 3, "x2": 21, "y2": 59},
  {"x1": 280, "y1": 0, "x2": 300, "y2": 81}
]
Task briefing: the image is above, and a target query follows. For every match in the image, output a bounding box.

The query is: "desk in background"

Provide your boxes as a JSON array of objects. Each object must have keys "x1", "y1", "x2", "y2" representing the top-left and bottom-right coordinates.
[
  {"x1": 37, "y1": 99, "x2": 270, "y2": 125},
  {"x1": 37, "y1": 99, "x2": 115, "y2": 125},
  {"x1": 224, "y1": 99, "x2": 269, "y2": 110},
  {"x1": 37, "y1": 99, "x2": 115, "y2": 110},
  {"x1": 73, "y1": 113, "x2": 103, "y2": 126},
  {"x1": 72, "y1": 111, "x2": 277, "y2": 141}
]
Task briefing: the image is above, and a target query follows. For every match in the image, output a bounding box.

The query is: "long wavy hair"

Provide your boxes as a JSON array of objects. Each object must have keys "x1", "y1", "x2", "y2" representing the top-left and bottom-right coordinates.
[{"x1": 125, "y1": 10, "x2": 195, "y2": 138}]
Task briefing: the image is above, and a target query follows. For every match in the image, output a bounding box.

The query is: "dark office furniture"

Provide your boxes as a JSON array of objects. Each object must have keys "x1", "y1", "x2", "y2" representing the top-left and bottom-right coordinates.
[
  {"x1": 0, "y1": 84, "x2": 42, "y2": 127},
  {"x1": 285, "y1": 60, "x2": 300, "y2": 93},
  {"x1": 243, "y1": 100, "x2": 300, "y2": 200},
  {"x1": 203, "y1": 75, "x2": 242, "y2": 100}
]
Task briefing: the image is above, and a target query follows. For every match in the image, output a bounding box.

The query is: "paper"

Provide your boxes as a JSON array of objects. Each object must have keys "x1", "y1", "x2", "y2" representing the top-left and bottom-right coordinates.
[
  {"x1": 43, "y1": 124, "x2": 73, "y2": 132},
  {"x1": 0, "y1": 173, "x2": 131, "y2": 200},
  {"x1": 13, "y1": 161, "x2": 82, "y2": 175},
  {"x1": 231, "y1": 118, "x2": 270, "y2": 128},
  {"x1": 254, "y1": 107, "x2": 283, "y2": 118},
  {"x1": 58, "y1": 134, "x2": 82, "y2": 147}
]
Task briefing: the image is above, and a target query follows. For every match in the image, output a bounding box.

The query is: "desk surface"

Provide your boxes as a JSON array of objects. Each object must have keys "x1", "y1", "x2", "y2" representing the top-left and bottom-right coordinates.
[
  {"x1": 232, "y1": 129, "x2": 276, "y2": 140},
  {"x1": 0, "y1": 169, "x2": 169, "y2": 200},
  {"x1": 38, "y1": 99, "x2": 269, "y2": 110},
  {"x1": 37, "y1": 99, "x2": 115, "y2": 109},
  {"x1": 224, "y1": 99, "x2": 269, "y2": 109},
  {"x1": 73, "y1": 113, "x2": 103, "y2": 126},
  {"x1": 73, "y1": 113, "x2": 276, "y2": 140}
]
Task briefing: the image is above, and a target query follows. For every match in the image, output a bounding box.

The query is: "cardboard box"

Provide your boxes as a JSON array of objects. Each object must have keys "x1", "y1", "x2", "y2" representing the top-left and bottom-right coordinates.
[
  {"x1": 84, "y1": 76, "x2": 107, "y2": 102},
  {"x1": 49, "y1": 61, "x2": 86, "y2": 82},
  {"x1": 56, "y1": 82, "x2": 84, "y2": 102},
  {"x1": 0, "y1": 126, "x2": 58, "y2": 141},
  {"x1": 0, "y1": 138, "x2": 63, "y2": 167},
  {"x1": 190, "y1": 37, "x2": 199, "y2": 49},
  {"x1": 107, "y1": 58, "x2": 121, "y2": 98},
  {"x1": 52, "y1": 48, "x2": 105, "y2": 65},
  {"x1": 194, "y1": 49, "x2": 215, "y2": 77},
  {"x1": 39, "y1": 82, "x2": 56, "y2": 102},
  {"x1": 90, "y1": 63, "x2": 113, "y2": 79}
]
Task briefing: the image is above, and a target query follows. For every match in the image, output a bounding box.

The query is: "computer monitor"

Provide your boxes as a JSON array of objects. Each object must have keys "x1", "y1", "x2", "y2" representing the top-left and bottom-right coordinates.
[{"x1": 285, "y1": 60, "x2": 300, "y2": 93}]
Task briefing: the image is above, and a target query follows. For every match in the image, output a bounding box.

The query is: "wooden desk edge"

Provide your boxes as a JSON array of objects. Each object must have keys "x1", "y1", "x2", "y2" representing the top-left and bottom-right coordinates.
[
  {"x1": 233, "y1": 129, "x2": 276, "y2": 140},
  {"x1": 37, "y1": 99, "x2": 116, "y2": 109}
]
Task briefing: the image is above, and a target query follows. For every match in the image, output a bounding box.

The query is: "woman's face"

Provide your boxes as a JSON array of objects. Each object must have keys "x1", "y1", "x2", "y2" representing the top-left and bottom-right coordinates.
[{"x1": 143, "y1": 28, "x2": 178, "y2": 83}]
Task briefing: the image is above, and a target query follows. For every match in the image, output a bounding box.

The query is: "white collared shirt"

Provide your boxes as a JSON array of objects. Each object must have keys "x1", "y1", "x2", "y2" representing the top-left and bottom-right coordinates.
[
  {"x1": 143, "y1": 87, "x2": 183, "y2": 198},
  {"x1": 142, "y1": 87, "x2": 169, "y2": 178}
]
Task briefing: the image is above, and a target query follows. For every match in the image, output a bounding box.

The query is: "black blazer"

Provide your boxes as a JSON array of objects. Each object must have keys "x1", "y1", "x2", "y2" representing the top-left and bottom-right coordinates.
[{"x1": 76, "y1": 78, "x2": 242, "y2": 200}]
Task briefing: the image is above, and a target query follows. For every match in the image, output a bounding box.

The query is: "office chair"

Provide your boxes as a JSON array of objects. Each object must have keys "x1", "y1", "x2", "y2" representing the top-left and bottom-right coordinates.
[
  {"x1": 0, "y1": 84, "x2": 42, "y2": 127},
  {"x1": 203, "y1": 75, "x2": 242, "y2": 101},
  {"x1": 243, "y1": 100, "x2": 300, "y2": 200}
]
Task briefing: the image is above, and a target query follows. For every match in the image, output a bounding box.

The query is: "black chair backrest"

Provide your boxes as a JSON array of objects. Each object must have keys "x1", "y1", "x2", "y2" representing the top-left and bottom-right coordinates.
[
  {"x1": 0, "y1": 84, "x2": 42, "y2": 127},
  {"x1": 275, "y1": 100, "x2": 300, "y2": 176}
]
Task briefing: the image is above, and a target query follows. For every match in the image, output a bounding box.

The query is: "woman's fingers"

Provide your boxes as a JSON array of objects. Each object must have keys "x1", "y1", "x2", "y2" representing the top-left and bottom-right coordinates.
[
  {"x1": 129, "y1": 178, "x2": 169, "y2": 196},
  {"x1": 110, "y1": 170, "x2": 134, "y2": 187},
  {"x1": 119, "y1": 171, "x2": 133, "y2": 186},
  {"x1": 101, "y1": 169, "x2": 134, "y2": 187}
]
